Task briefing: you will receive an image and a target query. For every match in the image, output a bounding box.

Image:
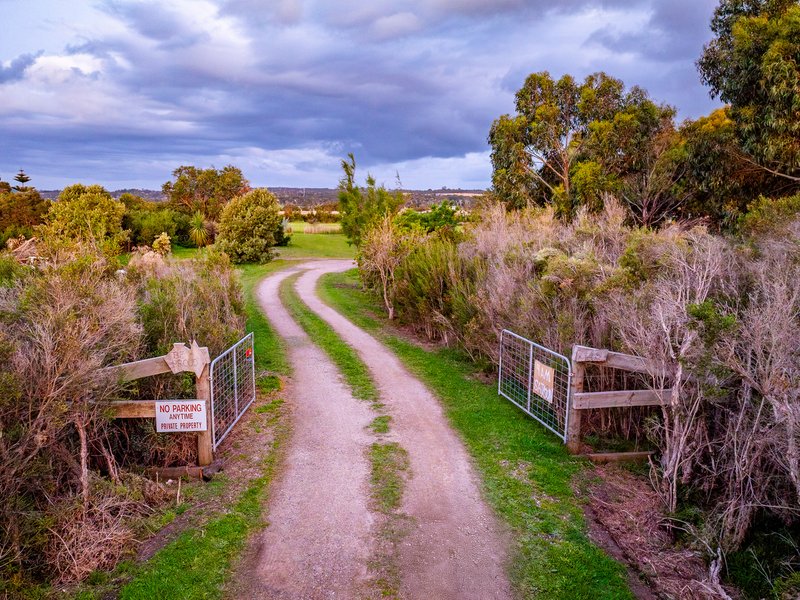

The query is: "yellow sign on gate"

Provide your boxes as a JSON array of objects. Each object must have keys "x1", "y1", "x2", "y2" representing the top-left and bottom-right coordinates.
[{"x1": 532, "y1": 360, "x2": 555, "y2": 404}]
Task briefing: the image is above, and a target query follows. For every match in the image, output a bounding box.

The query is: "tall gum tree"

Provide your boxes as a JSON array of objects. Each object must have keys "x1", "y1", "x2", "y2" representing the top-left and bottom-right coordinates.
[
  {"x1": 698, "y1": 0, "x2": 800, "y2": 182},
  {"x1": 489, "y1": 71, "x2": 677, "y2": 220}
]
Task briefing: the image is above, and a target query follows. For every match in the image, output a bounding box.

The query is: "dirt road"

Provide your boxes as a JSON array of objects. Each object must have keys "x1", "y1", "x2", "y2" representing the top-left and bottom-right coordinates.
[
  {"x1": 243, "y1": 260, "x2": 511, "y2": 599},
  {"x1": 240, "y1": 265, "x2": 376, "y2": 599}
]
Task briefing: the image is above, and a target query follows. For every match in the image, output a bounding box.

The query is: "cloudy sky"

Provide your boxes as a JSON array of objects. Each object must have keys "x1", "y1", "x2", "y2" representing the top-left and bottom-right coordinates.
[{"x1": 0, "y1": 0, "x2": 721, "y2": 191}]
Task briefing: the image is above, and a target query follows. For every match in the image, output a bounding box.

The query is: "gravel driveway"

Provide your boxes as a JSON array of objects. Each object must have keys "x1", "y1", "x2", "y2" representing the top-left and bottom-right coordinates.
[{"x1": 240, "y1": 260, "x2": 511, "y2": 600}]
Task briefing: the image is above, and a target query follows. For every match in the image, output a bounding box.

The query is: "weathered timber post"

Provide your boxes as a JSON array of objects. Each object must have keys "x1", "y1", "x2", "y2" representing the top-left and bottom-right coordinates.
[
  {"x1": 566, "y1": 346, "x2": 585, "y2": 454},
  {"x1": 195, "y1": 362, "x2": 213, "y2": 467},
  {"x1": 105, "y1": 341, "x2": 214, "y2": 467}
]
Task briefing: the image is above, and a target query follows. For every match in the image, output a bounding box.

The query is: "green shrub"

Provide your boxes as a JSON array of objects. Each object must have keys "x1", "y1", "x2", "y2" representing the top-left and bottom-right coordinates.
[
  {"x1": 38, "y1": 184, "x2": 128, "y2": 254},
  {"x1": 125, "y1": 207, "x2": 180, "y2": 247},
  {"x1": 394, "y1": 202, "x2": 462, "y2": 235},
  {"x1": 152, "y1": 232, "x2": 171, "y2": 255},
  {"x1": 393, "y1": 236, "x2": 460, "y2": 340},
  {"x1": 273, "y1": 218, "x2": 291, "y2": 247},
  {"x1": 0, "y1": 189, "x2": 50, "y2": 246},
  {"x1": 739, "y1": 193, "x2": 800, "y2": 238},
  {"x1": 0, "y1": 252, "x2": 26, "y2": 285},
  {"x1": 215, "y1": 188, "x2": 282, "y2": 263},
  {"x1": 338, "y1": 154, "x2": 403, "y2": 247},
  {"x1": 133, "y1": 249, "x2": 245, "y2": 357}
]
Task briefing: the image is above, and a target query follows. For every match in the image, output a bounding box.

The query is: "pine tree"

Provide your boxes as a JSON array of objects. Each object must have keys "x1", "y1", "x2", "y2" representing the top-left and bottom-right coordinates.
[{"x1": 13, "y1": 169, "x2": 31, "y2": 192}]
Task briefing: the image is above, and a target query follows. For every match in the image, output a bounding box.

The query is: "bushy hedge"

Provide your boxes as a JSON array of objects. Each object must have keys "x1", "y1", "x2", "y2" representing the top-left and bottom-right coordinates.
[
  {"x1": 215, "y1": 188, "x2": 284, "y2": 263},
  {"x1": 0, "y1": 243, "x2": 246, "y2": 589},
  {"x1": 359, "y1": 194, "x2": 800, "y2": 588}
]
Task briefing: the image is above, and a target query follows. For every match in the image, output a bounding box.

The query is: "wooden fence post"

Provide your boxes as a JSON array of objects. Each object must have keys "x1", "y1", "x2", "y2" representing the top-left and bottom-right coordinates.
[
  {"x1": 566, "y1": 347, "x2": 584, "y2": 454},
  {"x1": 195, "y1": 363, "x2": 213, "y2": 466}
]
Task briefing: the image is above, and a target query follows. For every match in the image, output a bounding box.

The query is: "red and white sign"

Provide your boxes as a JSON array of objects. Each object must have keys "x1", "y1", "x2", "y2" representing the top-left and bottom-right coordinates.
[{"x1": 155, "y1": 400, "x2": 208, "y2": 432}]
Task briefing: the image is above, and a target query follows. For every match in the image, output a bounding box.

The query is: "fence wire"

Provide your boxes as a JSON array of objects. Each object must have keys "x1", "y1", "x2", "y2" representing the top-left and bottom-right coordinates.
[
  {"x1": 498, "y1": 329, "x2": 572, "y2": 442},
  {"x1": 210, "y1": 332, "x2": 255, "y2": 450}
]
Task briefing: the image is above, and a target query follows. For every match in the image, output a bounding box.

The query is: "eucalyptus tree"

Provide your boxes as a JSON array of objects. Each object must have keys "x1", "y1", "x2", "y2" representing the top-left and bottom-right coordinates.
[
  {"x1": 489, "y1": 71, "x2": 677, "y2": 219},
  {"x1": 698, "y1": 0, "x2": 800, "y2": 181}
]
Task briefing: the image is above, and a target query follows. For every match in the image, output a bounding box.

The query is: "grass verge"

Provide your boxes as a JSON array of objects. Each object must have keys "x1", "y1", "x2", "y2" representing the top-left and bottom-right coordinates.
[
  {"x1": 237, "y1": 261, "x2": 291, "y2": 376},
  {"x1": 279, "y1": 272, "x2": 379, "y2": 406},
  {"x1": 117, "y1": 418, "x2": 288, "y2": 599},
  {"x1": 318, "y1": 269, "x2": 634, "y2": 600}
]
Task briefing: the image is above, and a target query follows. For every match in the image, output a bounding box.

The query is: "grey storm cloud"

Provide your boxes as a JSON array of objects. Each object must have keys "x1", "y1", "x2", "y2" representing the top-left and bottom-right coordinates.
[
  {"x1": 0, "y1": 51, "x2": 42, "y2": 83},
  {"x1": 0, "y1": 0, "x2": 722, "y2": 189},
  {"x1": 588, "y1": 0, "x2": 714, "y2": 61}
]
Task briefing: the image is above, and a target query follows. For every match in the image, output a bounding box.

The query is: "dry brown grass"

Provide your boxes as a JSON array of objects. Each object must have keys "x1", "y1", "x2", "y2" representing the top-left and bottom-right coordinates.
[
  {"x1": 369, "y1": 195, "x2": 800, "y2": 571},
  {"x1": 303, "y1": 222, "x2": 342, "y2": 234},
  {"x1": 587, "y1": 466, "x2": 738, "y2": 599}
]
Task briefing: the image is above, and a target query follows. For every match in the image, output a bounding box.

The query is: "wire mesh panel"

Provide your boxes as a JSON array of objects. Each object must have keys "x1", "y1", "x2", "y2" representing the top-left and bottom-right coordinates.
[
  {"x1": 498, "y1": 329, "x2": 572, "y2": 442},
  {"x1": 210, "y1": 332, "x2": 256, "y2": 450}
]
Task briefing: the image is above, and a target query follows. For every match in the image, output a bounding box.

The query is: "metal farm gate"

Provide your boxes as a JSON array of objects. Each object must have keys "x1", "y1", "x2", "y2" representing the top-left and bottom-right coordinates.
[
  {"x1": 498, "y1": 329, "x2": 572, "y2": 442},
  {"x1": 210, "y1": 333, "x2": 256, "y2": 450}
]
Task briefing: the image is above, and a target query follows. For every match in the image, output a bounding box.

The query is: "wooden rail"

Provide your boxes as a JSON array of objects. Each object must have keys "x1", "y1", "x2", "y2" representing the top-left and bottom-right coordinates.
[
  {"x1": 572, "y1": 389, "x2": 670, "y2": 409},
  {"x1": 567, "y1": 345, "x2": 667, "y2": 460},
  {"x1": 572, "y1": 345, "x2": 665, "y2": 377},
  {"x1": 105, "y1": 356, "x2": 172, "y2": 381},
  {"x1": 102, "y1": 342, "x2": 214, "y2": 466}
]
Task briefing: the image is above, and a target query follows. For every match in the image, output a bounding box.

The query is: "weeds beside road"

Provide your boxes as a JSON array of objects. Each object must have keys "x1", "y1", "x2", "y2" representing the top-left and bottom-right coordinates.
[{"x1": 319, "y1": 269, "x2": 634, "y2": 599}]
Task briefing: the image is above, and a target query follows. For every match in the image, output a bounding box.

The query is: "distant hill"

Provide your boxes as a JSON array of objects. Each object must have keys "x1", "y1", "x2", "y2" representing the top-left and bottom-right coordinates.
[
  {"x1": 40, "y1": 188, "x2": 165, "y2": 201},
  {"x1": 38, "y1": 187, "x2": 487, "y2": 208}
]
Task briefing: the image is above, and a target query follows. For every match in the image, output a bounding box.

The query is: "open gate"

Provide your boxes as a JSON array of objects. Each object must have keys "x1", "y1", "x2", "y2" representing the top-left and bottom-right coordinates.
[
  {"x1": 498, "y1": 329, "x2": 572, "y2": 442},
  {"x1": 210, "y1": 332, "x2": 256, "y2": 450}
]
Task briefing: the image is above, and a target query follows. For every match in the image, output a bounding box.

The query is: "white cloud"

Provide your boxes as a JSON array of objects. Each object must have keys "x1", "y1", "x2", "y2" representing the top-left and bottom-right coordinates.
[
  {"x1": 369, "y1": 151, "x2": 491, "y2": 189},
  {"x1": 371, "y1": 12, "x2": 423, "y2": 40}
]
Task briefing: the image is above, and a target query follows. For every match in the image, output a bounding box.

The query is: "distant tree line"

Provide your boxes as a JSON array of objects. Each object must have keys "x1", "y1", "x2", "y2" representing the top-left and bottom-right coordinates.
[{"x1": 1, "y1": 164, "x2": 290, "y2": 263}]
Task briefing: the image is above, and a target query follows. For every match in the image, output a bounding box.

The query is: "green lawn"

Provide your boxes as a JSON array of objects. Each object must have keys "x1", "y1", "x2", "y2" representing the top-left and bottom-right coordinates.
[
  {"x1": 171, "y1": 244, "x2": 200, "y2": 259},
  {"x1": 318, "y1": 269, "x2": 634, "y2": 600},
  {"x1": 275, "y1": 232, "x2": 355, "y2": 259}
]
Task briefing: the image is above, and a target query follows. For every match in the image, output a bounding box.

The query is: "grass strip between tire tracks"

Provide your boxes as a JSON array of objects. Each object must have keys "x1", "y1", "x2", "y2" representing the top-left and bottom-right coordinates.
[
  {"x1": 279, "y1": 271, "x2": 380, "y2": 406},
  {"x1": 318, "y1": 269, "x2": 635, "y2": 600}
]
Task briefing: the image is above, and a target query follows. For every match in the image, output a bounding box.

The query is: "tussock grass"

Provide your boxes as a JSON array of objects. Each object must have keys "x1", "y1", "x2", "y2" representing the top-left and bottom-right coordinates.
[
  {"x1": 319, "y1": 269, "x2": 634, "y2": 600},
  {"x1": 302, "y1": 223, "x2": 343, "y2": 234},
  {"x1": 369, "y1": 415, "x2": 392, "y2": 434}
]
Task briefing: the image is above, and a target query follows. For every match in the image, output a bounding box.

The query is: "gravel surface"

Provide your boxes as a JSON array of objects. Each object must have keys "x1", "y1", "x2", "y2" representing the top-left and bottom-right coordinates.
[
  {"x1": 296, "y1": 260, "x2": 512, "y2": 600},
  {"x1": 240, "y1": 260, "x2": 512, "y2": 599},
  {"x1": 239, "y1": 264, "x2": 376, "y2": 599}
]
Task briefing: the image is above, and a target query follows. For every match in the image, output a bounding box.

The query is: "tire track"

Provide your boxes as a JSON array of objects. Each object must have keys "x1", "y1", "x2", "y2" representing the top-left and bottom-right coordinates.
[{"x1": 295, "y1": 260, "x2": 512, "y2": 600}]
